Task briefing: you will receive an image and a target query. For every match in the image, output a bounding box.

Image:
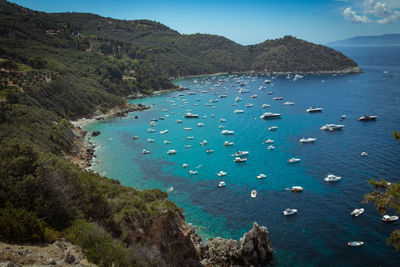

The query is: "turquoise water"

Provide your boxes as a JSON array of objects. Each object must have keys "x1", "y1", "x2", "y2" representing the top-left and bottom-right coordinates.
[{"x1": 86, "y1": 46, "x2": 400, "y2": 266}]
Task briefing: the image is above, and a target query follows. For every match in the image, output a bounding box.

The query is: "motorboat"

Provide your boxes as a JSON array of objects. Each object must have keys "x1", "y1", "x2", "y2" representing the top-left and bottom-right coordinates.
[
  {"x1": 284, "y1": 102, "x2": 295, "y2": 105},
  {"x1": 351, "y1": 208, "x2": 364, "y2": 217},
  {"x1": 273, "y1": 97, "x2": 283, "y2": 100},
  {"x1": 184, "y1": 127, "x2": 192, "y2": 131},
  {"x1": 189, "y1": 170, "x2": 198, "y2": 175},
  {"x1": 324, "y1": 174, "x2": 341, "y2": 182},
  {"x1": 234, "y1": 157, "x2": 247, "y2": 162},
  {"x1": 147, "y1": 128, "x2": 155, "y2": 133},
  {"x1": 251, "y1": 190, "x2": 257, "y2": 198},
  {"x1": 283, "y1": 208, "x2": 298, "y2": 216},
  {"x1": 217, "y1": 171, "x2": 227, "y2": 177},
  {"x1": 147, "y1": 138, "x2": 154, "y2": 142},
  {"x1": 132, "y1": 136, "x2": 139, "y2": 140},
  {"x1": 300, "y1": 138, "x2": 316, "y2": 143},
  {"x1": 264, "y1": 79, "x2": 271, "y2": 84},
  {"x1": 149, "y1": 121, "x2": 157, "y2": 127},
  {"x1": 184, "y1": 113, "x2": 199, "y2": 118},
  {"x1": 197, "y1": 123, "x2": 204, "y2": 127},
  {"x1": 320, "y1": 124, "x2": 344, "y2": 131},
  {"x1": 269, "y1": 126, "x2": 278, "y2": 131},
  {"x1": 163, "y1": 140, "x2": 171, "y2": 144},
  {"x1": 239, "y1": 89, "x2": 249, "y2": 93},
  {"x1": 306, "y1": 107, "x2": 323, "y2": 113},
  {"x1": 358, "y1": 115, "x2": 377, "y2": 121},
  {"x1": 234, "y1": 109, "x2": 244, "y2": 114},
  {"x1": 347, "y1": 241, "x2": 364, "y2": 247},
  {"x1": 268, "y1": 145, "x2": 275, "y2": 150},
  {"x1": 267, "y1": 91, "x2": 273, "y2": 95},
  {"x1": 288, "y1": 158, "x2": 301, "y2": 163},
  {"x1": 219, "y1": 94, "x2": 228, "y2": 98},
  {"x1": 221, "y1": 130, "x2": 234, "y2": 135},
  {"x1": 167, "y1": 149, "x2": 177, "y2": 155},
  {"x1": 182, "y1": 163, "x2": 188, "y2": 168},
  {"x1": 265, "y1": 139, "x2": 274, "y2": 144},
  {"x1": 209, "y1": 99, "x2": 219, "y2": 103},
  {"x1": 160, "y1": 129, "x2": 168, "y2": 134},
  {"x1": 246, "y1": 103, "x2": 254, "y2": 108},
  {"x1": 260, "y1": 112, "x2": 282, "y2": 119},
  {"x1": 233, "y1": 151, "x2": 249, "y2": 157},
  {"x1": 176, "y1": 119, "x2": 183, "y2": 123},
  {"x1": 205, "y1": 149, "x2": 214, "y2": 153},
  {"x1": 220, "y1": 118, "x2": 227, "y2": 122},
  {"x1": 257, "y1": 173, "x2": 266, "y2": 179},
  {"x1": 235, "y1": 96, "x2": 242, "y2": 102},
  {"x1": 200, "y1": 140, "x2": 207, "y2": 145},
  {"x1": 341, "y1": 114, "x2": 346, "y2": 119},
  {"x1": 185, "y1": 145, "x2": 191, "y2": 148},
  {"x1": 167, "y1": 186, "x2": 174, "y2": 192},
  {"x1": 218, "y1": 181, "x2": 226, "y2": 187},
  {"x1": 218, "y1": 125, "x2": 224, "y2": 129},
  {"x1": 382, "y1": 215, "x2": 399, "y2": 222},
  {"x1": 261, "y1": 104, "x2": 270, "y2": 108},
  {"x1": 159, "y1": 117, "x2": 164, "y2": 120},
  {"x1": 287, "y1": 186, "x2": 304, "y2": 192},
  {"x1": 251, "y1": 94, "x2": 257, "y2": 98},
  {"x1": 205, "y1": 103, "x2": 211, "y2": 106},
  {"x1": 224, "y1": 141, "x2": 234, "y2": 146},
  {"x1": 360, "y1": 152, "x2": 368, "y2": 157},
  {"x1": 186, "y1": 136, "x2": 194, "y2": 140},
  {"x1": 142, "y1": 149, "x2": 150, "y2": 154}
]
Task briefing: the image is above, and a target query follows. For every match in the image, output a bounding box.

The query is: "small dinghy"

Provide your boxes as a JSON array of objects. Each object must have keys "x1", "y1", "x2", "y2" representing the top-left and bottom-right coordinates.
[
  {"x1": 182, "y1": 163, "x2": 188, "y2": 168},
  {"x1": 251, "y1": 190, "x2": 257, "y2": 198},
  {"x1": 360, "y1": 152, "x2": 368, "y2": 157},
  {"x1": 257, "y1": 174, "x2": 266, "y2": 179},
  {"x1": 351, "y1": 208, "x2": 364, "y2": 217},
  {"x1": 189, "y1": 170, "x2": 198, "y2": 175},
  {"x1": 348, "y1": 241, "x2": 364, "y2": 247},
  {"x1": 283, "y1": 208, "x2": 298, "y2": 216},
  {"x1": 382, "y1": 215, "x2": 399, "y2": 222},
  {"x1": 218, "y1": 181, "x2": 226, "y2": 187},
  {"x1": 167, "y1": 149, "x2": 177, "y2": 155},
  {"x1": 217, "y1": 171, "x2": 227, "y2": 177},
  {"x1": 288, "y1": 158, "x2": 301, "y2": 163}
]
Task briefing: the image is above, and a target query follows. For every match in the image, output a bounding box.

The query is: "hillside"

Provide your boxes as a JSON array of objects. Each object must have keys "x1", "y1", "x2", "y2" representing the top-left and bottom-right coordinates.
[{"x1": 328, "y1": 34, "x2": 400, "y2": 46}]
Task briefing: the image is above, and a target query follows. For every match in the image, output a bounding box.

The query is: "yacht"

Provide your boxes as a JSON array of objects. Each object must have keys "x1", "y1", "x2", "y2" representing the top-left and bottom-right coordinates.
[
  {"x1": 260, "y1": 112, "x2": 282, "y2": 119},
  {"x1": 160, "y1": 129, "x2": 168, "y2": 134},
  {"x1": 189, "y1": 170, "x2": 198, "y2": 175},
  {"x1": 288, "y1": 158, "x2": 301, "y2": 163},
  {"x1": 269, "y1": 126, "x2": 278, "y2": 131},
  {"x1": 186, "y1": 136, "x2": 194, "y2": 140},
  {"x1": 360, "y1": 152, "x2": 368, "y2": 157},
  {"x1": 182, "y1": 163, "x2": 188, "y2": 168},
  {"x1": 268, "y1": 145, "x2": 275, "y2": 150},
  {"x1": 273, "y1": 97, "x2": 283, "y2": 100},
  {"x1": 224, "y1": 141, "x2": 234, "y2": 146},
  {"x1": 257, "y1": 173, "x2": 266, "y2": 179},
  {"x1": 287, "y1": 186, "x2": 304, "y2": 192},
  {"x1": 351, "y1": 208, "x2": 364, "y2": 217},
  {"x1": 167, "y1": 149, "x2": 177, "y2": 155},
  {"x1": 218, "y1": 181, "x2": 226, "y2": 187},
  {"x1": 264, "y1": 79, "x2": 271, "y2": 84},
  {"x1": 217, "y1": 171, "x2": 227, "y2": 177},
  {"x1": 347, "y1": 241, "x2": 364, "y2": 247},
  {"x1": 300, "y1": 138, "x2": 316, "y2": 143},
  {"x1": 251, "y1": 94, "x2": 257, "y2": 98},
  {"x1": 265, "y1": 139, "x2": 274, "y2": 144},
  {"x1": 284, "y1": 102, "x2": 295, "y2": 105},
  {"x1": 184, "y1": 112, "x2": 199, "y2": 118},
  {"x1": 200, "y1": 140, "x2": 207, "y2": 145},
  {"x1": 324, "y1": 174, "x2": 341, "y2": 182},
  {"x1": 261, "y1": 104, "x2": 271, "y2": 108},
  {"x1": 147, "y1": 138, "x2": 154, "y2": 142},
  {"x1": 220, "y1": 118, "x2": 227, "y2": 122},
  {"x1": 358, "y1": 115, "x2": 378, "y2": 121},
  {"x1": 382, "y1": 215, "x2": 399, "y2": 222},
  {"x1": 246, "y1": 103, "x2": 254, "y2": 108},
  {"x1": 234, "y1": 157, "x2": 247, "y2": 163},
  {"x1": 234, "y1": 109, "x2": 244, "y2": 114},
  {"x1": 320, "y1": 124, "x2": 344, "y2": 131},
  {"x1": 197, "y1": 123, "x2": 204, "y2": 127},
  {"x1": 142, "y1": 149, "x2": 150, "y2": 154},
  {"x1": 221, "y1": 130, "x2": 234, "y2": 135},
  {"x1": 176, "y1": 119, "x2": 183, "y2": 123},
  {"x1": 163, "y1": 140, "x2": 171, "y2": 144},
  {"x1": 233, "y1": 151, "x2": 249, "y2": 157},
  {"x1": 341, "y1": 114, "x2": 347, "y2": 119},
  {"x1": 306, "y1": 107, "x2": 323, "y2": 113},
  {"x1": 251, "y1": 190, "x2": 257, "y2": 198},
  {"x1": 283, "y1": 208, "x2": 298, "y2": 216},
  {"x1": 184, "y1": 127, "x2": 192, "y2": 131}
]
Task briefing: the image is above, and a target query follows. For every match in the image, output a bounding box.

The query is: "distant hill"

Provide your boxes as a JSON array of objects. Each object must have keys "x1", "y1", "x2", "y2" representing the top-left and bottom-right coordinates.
[{"x1": 328, "y1": 34, "x2": 400, "y2": 46}]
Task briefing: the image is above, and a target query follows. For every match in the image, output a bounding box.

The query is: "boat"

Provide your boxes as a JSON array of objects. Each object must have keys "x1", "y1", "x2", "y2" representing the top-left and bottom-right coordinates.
[
  {"x1": 184, "y1": 113, "x2": 199, "y2": 118},
  {"x1": 265, "y1": 139, "x2": 274, "y2": 144},
  {"x1": 221, "y1": 130, "x2": 234, "y2": 135},
  {"x1": 184, "y1": 127, "x2": 192, "y2": 131},
  {"x1": 360, "y1": 152, "x2": 368, "y2": 157},
  {"x1": 260, "y1": 112, "x2": 282, "y2": 119},
  {"x1": 251, "y1": 94, "x2": 257, "y2": 98},
  {"x1": 149, "y1": 121, "x2": 157, "y2": 127},
  {"x1": 286, "y1": 186, "x2": 304, "y2": 192},
  {"x1": 160, "y1": 129, "x2": 168, "y2": 134},
  {"x1": 132, "y1": 136, "x2": 139, "y2": 140},
  {"x1": 257, "y1": 173, "x2": 266, "y2": 179},
  {"x1": 300, "y1": 138, "x2": 316, "y2": 143},
  {"x1": 159, "y1": 117, "x2": 164, "y2": 120},
  {"x1": 147, "y1": 128, "x2": 155, "y2": 133},
  {"x1": 176, "y1": 119, "x2": 183, "y2": 123},
  {"x1": 147, "y1": 138, "x2": 154, "y2": 142},
  {"x1": 233, "y1": 151, "x2": 249, "y2": 157},
  {"x1": 224, "y1": 141, "x2": 234, "y2": 146},
  {"x1": 341, "y1": 114, "x2": 346, "y2": 119},
  {"x1": 218, "y1": 181, "x2": 226, "y2": 187},
  {"x1": 268, "y1": 145, "x2": 275, "y2": 150},
  {"x1": 351, "y1": 208, "x2": 364, "y2": 217},
  {"x1": 251, "y1": 190, "x2": 257, "y2": 198},
  {"x1": 306, "y1": 107, "x2": 323, "y2": 113},
  {"x1": 347, "y1": 241, "x2": 364, "y2": 247},
  {"x1": 206, "y1": 149, "x2": 214, "y2": 153},
  {"x1": 217, "y1": 171, "x2": 227, "y2": 177},
  {"x1": 167, "y1": 186, "x2": 174, "y2": 192},
  {"x1": 219, "y1": 94, "x2": 228, "y2": 98},
  {"x1": 273, "y1": 97, "x2": 283, "y2": 100},
  {"x1": 200, "y1": 140, "x2": 207, "y2": 145},
  {"x1": 219, "y1": 118, "x2": 227, "y2": 122},
  {"x1": 284, "y1": 102, "x2": 295, "y2": 105},
  {"x1": 234, "y1": 157, "x2": 247, "y2": 162},
  {"x1": 246, "y1": 103, "x2": 254, "y2": 108},
  {"x1": 288, "y1": 158, "x2": 301, "y2": 163},
  {"x1": 261, "y1": 104, "x2": 270, "y2": 108},
  {"x1": 320, "y1": 124, "x2": 344, "y2": 131},
  {"x1": 234, "y1": 110, "x2": 244, "y2": 114},
  {"x1": 185, "y1": 145, "x2": 191, "y2": 148},
  {"x1": 324, "y1": 174, "x2": 341, "y2": 182},
  {"x1": 167, "y1": 149, "x2": 177, "y2": 155},
  {"x1": 205, "y1": 103, "x2": 211, "y2": 106},
  {"x1": 209, "y1": 99, "x2": 219, "y2": 103},
  {"x1": 382, "y1": 215, "x2": 399, "y2": 222},
  {"x1": 186, "y1": 136, "x2": 194, "y2": 140},
  {"x1": 239, "y1": 89, "x2": 249, "y2": 93},
  {"x1": 218, "y1": 125, "x2": 224, "y2": 129},
  {"x1": 267, "y1": 91, "x2": 273, "y2": 95},
  {"x1": 235, "y1": 96, "x2": 242, "y2": 102},
  {"x1": 182, "y1": 163, "x2": 188, "y2": 168},
  {"x1": 197, "y1": 123, "x2": 204, "y2": 127},
  {"x1": 163, "y1": 140, "x2": 171, "y2": 144},
  {"x1": 264, "y1": 79, "x2": 271, "y2": 84},
  {"x1": 269, "y1": 126, "x2": 278, "y2": 131},
  {"x1": 358, "y1": 115, "x2": 378, "y2": 121},
  {"x1": 189, "y1": 170, "x2": 198, "y2": 175},
  {"x1": 283, "y1": 208, "x2": 298, "y2": 216},
  {"x1": 142, "y1": 149, "x2": 150, "y2": 154}
]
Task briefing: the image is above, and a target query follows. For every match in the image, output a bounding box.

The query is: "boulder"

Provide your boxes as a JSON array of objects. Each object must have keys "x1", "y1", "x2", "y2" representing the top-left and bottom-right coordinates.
[
  {"x1": 91, "y1": 130, "x2": 100, "y2": 137},
  {"x1": 64, "y1": 249, "x2": 76, "y2": 264}
]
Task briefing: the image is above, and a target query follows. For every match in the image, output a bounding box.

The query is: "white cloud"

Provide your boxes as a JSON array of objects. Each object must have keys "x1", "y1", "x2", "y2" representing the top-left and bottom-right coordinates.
[{"x1": 343, "y1": 0, "x2": 400, "y2": 24}]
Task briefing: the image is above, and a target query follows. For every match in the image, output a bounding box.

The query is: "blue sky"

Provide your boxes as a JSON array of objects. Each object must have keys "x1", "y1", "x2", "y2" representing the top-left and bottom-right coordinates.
[{"x1": 9, "y1": 0, "x2": 400, "y2": 45}]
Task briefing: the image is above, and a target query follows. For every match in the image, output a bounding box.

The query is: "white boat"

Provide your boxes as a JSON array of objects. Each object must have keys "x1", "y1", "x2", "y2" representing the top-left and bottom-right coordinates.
[
  {"x1": 283, "y1": 208, "x2": 298, "y2": 216},
  {"x1": 184, "y1": 127, "x2": 192, "y2": 131},
  {"x1": 147, "y1": 128, "x2": 155, "y2": 133},
  {"x1": 205, "y1": 149, "x2": 214, "y2": 153},
  {"x1": 348, "y1": 241, "x2": 364, "y2": 247},
  {"x1": 186, "y1": 136, "x2": 194, "y2": 140},
  {"x1": 269, "y1": 126, "x2": 278, "y2": 131},
  {"x1": 163, "y1": 140, "x2": 171, "y2": 144},
  {"x1": 257, "y1": 173, "x2": 266, "y2": 179},
  {"x1": 382, "y1": 215, "x2": 399, "y2": 222},
  {"x1": 324, "y1": 174, "x2": 341, "y2": 182},
  {"x1": 251, "y1": 190, "x2": 257, "y2": 198},
  {"x1": 142, "y1": 149, "x2": 150, "y2": 154},
  {"x1": 286, "y1": 186, "x2": 304, "y2": 192},
  {"x1": 234, "y1": 157, "x2": 247, "y2": 163},
  {"x1": 264, "y1": 79, "x2": 271, "y2": 84},
  {"x1": 160, "y1": 129, "x2": 168, "y2": 134},
  {"x1": 218, "y1": 125, "x2": 224, "y2": 129},
  {"x1": 341, "y1": 114, "x2": 346, "y2": 119},
  {"x1": 132, "y1": 136, "x2": 139, "y2": 140},
  {"x1": 182, "y1": 163, "x2": 188, "y2": 168},
  {"x1": 167, "y1": 149, "x2": 177, "y2": 155},
  {"x1": 147, "y1": 138, "x2": 154, "y2": 142},
  {"x1": 320, "y1": 124, "x2": 344, "y2": 131},
  {"x1": 184, "y1": 112, "x2": 199, "y2": 118},
  {"x1": 218, "y1": 181, "x2": 226, "y2": 187},
  {"x1": 219, "y1": 94, "x2": 228, "y2": 98},
  {"x1": 284, "y1": 102, "x2": 295, "y2": 105},
  {"x1": 235, "y1": 96, "x2": 242, "y2": 102},
  {"x1": 351, "y1": 208, "x2": 364, "y2": 217},
  {"x1": 273, "y1": 96, "x2": 283, "y2": 100},
  {"x1": 167, "y1": 186, "x2": 174, "y2": 192},
  {"x1": 185, "y1": 145, "x2": 191, "y2": 148},
  {"x1": 251, "y1": 94, "x2": 257, "y2": 98},
  {"x1": 265, "y1": 139, "x2": 274, "y2": 144},
  {"x1": 200, "y1": 140, "x2": 207, "y2": 145},
  {"x1": 233, "y1": 151, "x2": 249, "y2": 157},
  {"x1": 288, "y1": 158, "x2": 301, "y2": 163},
  {"x1": 197, "y1": 123, "x2": 204, "y2": 127},
  {"x1": 260, "y1": 112, "x2": 282, "y2": 119},
  {"x1": 224, "y1": 141, "x2": 234, "y2": 146},
  {"x1": 307, "y1": 107, "x2": 323, "y2": 113},
  {"x1": 246, "y1": 103, "x2": 254, "y2": 108},
  {"x1": 220, "y1": 118, "x2": 227, "y2": 122},
  {"x1": 358, "y1": 115, "x2": 378, "y2": 121},
  {"x1": 261, "y1": 104, "x2": 270, "y2": 108},
  {"x1": 300, "y1": 138, "x2": 316, "y2": 143},
  {"x1": 267, "y1": 91, "x2": 273, "y2": 95},
  {"x1": 234, "y1": 109, "x2": 244, "y2": 114},
  {"x1": 217, "y1": 171, "x2": 227, "y2": 177},
  {"x1": 360, "y1": 152, "x2": 368, "y2": 157},
  {"x1": 189, "y1": 170, "x2": 198, "y2": 175},
  {"x1": 149, "y1": 121, "x2": 157, "y2": 127},
  {"x1": 221, "y1": 130, "x2": 234, "y2": 135},
  {"x1": 268, "y1": 145, "x2": 275, "y2": 150},
  {"x1": 239, "y1": 89, "x2": 249, "y2": 93}
]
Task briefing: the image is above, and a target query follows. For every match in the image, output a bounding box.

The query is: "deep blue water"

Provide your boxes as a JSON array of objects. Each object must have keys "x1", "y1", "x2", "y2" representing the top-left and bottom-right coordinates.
[{"x1": 86, "y1": 46, "x2": 400, "y2": 266}]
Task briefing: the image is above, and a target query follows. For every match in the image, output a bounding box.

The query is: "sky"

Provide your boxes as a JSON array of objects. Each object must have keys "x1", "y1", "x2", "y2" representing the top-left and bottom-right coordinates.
[{"x1": 9, "y1": 0, "x2": 400, "y2": 45}]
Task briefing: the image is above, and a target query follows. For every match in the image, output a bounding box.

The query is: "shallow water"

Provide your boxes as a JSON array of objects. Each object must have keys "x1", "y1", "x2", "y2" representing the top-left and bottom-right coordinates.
[{"x1": 86, "y1": 46, "x2": 400, "y2": 266}]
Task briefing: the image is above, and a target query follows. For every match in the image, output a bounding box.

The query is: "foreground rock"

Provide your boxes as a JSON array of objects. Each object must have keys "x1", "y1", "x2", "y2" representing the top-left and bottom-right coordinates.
[{"x1": 199, "y1": 222, "x2": 273, "y2": 266}]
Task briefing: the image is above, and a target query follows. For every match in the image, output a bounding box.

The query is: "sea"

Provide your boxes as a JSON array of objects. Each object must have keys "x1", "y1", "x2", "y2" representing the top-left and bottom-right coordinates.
[{"x1": 85, "y1": 46, "x2": 400, "y2": 266}]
